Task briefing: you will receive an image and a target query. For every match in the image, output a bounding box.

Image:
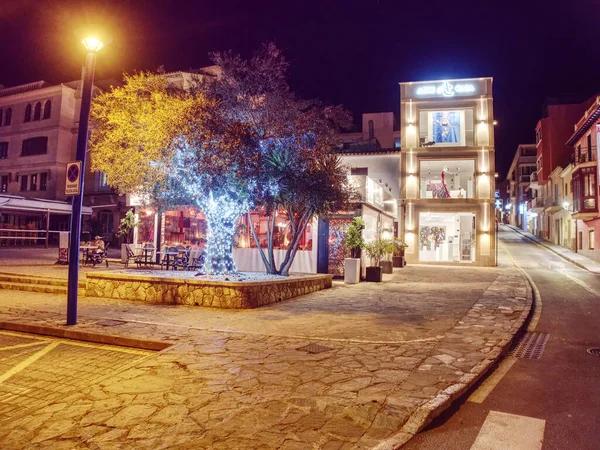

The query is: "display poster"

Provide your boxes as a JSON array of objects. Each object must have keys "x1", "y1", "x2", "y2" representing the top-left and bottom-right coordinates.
[{"x1": 428, "y1": 110, "x2": 466, "y2": 146}]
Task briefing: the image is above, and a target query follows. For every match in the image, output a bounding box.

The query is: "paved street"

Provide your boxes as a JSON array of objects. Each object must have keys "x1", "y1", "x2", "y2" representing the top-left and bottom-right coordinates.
[
  {"x1": 0, "y1": 250, "x2": 530, "y2": 449},
  {"x1": 404, "y1": 224, "x2": 600, "y2": 449}
]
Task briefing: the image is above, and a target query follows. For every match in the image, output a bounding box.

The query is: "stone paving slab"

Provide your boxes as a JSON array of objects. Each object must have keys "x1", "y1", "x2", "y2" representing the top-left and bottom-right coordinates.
[{"x1": 0, "y1": 263, "x2": 532, "y2": 449}]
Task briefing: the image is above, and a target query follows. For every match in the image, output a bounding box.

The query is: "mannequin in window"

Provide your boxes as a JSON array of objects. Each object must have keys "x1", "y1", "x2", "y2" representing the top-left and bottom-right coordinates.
[{"x1": 441, "y1": 165, "x2": 454, "y2": 198}]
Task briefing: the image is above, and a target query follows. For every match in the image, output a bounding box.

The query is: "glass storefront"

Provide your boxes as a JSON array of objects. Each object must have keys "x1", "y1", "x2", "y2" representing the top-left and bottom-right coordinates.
[
  {"x1": 418, "y1": 212, "x2": 475, "y2": 262},
  {"x1": 420, "y1": 159, "x2": 475, "y2": 199}
]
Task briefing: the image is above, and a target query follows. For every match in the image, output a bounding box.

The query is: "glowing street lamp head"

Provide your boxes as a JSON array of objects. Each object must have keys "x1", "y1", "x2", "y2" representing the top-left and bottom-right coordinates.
[{"x1": 82, "y1": 37, "x2": 104, "y2": 52}]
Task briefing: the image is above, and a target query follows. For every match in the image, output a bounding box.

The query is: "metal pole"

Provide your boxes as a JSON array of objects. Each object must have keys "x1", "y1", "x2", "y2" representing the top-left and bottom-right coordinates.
[
  {"x1": 45, "y1": 208, "x2": 50, "y2": 249},
  {"x1": 67, "y1": 51, "x2": 96, "y2": 325}
]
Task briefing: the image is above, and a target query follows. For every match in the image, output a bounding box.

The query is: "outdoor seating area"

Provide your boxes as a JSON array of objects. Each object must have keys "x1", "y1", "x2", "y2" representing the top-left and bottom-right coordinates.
[{"x1": 125, "y1": 244, "x2": 205, "y2": 271}]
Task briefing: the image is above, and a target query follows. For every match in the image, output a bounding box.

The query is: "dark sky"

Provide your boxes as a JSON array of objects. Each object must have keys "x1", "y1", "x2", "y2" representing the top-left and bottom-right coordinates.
[{"x1": 1, "y1": 0, "x2": 598, "y2": 178}]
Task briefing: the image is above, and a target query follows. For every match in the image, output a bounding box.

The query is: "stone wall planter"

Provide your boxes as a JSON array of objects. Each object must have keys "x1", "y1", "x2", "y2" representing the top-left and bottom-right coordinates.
[{"x1": 85, "y1": 271, "x2": 333, "y2": 309}]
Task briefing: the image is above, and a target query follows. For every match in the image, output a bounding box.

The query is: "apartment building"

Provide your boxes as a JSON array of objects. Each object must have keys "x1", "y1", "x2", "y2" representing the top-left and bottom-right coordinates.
[{"x1": 506, "y1": 144, "x2": 536, "y2": 230}]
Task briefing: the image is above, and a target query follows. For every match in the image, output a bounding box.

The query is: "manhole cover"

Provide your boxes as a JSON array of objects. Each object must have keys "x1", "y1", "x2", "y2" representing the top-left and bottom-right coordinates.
[
  {"x1": 96, "y1": 320, "x2": 125, "y2": 327},
  {"x1": 587, "y1": 348, "x2": 600, "y2": 356},
  {"x1": 297, "y1": 343, "x2": 332, "y2": 354},
  {"x1": 510, "y1": 332, "x2": 550, "y2": 359}
]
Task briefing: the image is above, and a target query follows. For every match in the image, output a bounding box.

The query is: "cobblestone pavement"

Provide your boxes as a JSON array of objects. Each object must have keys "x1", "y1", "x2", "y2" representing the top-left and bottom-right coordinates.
[{"x1": 0, "y1": 264, "x2": 532, "y2": 449}]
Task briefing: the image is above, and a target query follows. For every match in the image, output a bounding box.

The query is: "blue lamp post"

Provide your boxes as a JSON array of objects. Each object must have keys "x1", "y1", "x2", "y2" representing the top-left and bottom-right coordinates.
[{"x1": 66, "y1": 36, "x2": 105, "y2": 325}]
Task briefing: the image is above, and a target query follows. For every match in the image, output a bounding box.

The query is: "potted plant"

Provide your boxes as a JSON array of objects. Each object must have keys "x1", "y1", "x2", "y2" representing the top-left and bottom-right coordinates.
[
  {"x1": 117, "y1": 209, "x2": 141, "y2": 263},
  {"x1": 379, "y1": 239, "x2": 395, "y2": 274},
  {"x1": 364, "y1": 238, "x2": 386, "y2": 282},
  {"x1": 344, "y1": 217, "x2": 365, "y2": 284},
  {"x1": 392, "y1": 238, "x2": 408, "y2": 268}
]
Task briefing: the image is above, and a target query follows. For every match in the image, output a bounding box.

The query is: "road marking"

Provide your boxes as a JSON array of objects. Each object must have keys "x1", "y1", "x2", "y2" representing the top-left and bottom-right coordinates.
[
  {"x1": 468, "y1": 356, "x2": 518, "y2": 403},
  {"x1": 560, "y1": 269, "x2": 600, "y2": 297},
  {"x1": 0, "y1": 341, "x2": 49, "y2": 351},
  {"x1": 0, "y1": 341, "x2": 60, "y2": 385},
  {"x1": 470, "y1": 410, "x2": 545, "y2": 450}
]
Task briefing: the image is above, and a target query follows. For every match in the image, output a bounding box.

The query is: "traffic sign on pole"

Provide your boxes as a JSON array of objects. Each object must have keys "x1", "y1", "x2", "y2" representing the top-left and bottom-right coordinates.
[{"x1": 65, "y1": 161, "x2": 82, "y2": 196}]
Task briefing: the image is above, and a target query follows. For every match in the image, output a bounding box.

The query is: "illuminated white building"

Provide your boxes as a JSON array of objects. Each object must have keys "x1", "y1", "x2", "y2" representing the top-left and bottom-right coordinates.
[{"x1": 399, "y1": 78, "x2": 496, "y2": 266}]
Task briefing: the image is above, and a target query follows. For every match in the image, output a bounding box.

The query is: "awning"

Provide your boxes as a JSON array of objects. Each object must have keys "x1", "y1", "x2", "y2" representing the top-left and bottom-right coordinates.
[{"x1": 0, "y1": 195, "x2": 92, "y2": 215}]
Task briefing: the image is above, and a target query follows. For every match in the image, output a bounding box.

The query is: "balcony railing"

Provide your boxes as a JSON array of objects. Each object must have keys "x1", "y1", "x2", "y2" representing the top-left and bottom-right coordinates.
[
  {"x1": 519, "y1": 175, "x2": 531, "y2": 183},
  {"x1": 571, "y1": 150, "x2": 597, "y2": 165},
  {"x1": 544, "y1": 197, "x2": 557, "y2": 208}
]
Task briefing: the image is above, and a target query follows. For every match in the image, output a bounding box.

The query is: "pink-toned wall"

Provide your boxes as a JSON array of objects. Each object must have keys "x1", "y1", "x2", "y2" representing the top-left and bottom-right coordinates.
[{"x1": 536, "y1": 102, "x2": 591, "y2": 185}]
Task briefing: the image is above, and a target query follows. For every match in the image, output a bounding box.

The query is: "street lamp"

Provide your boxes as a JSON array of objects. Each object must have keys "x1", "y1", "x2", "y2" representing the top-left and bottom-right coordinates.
[{"x1": 66, "y1": 34, "x2": 105, "y2": 325}]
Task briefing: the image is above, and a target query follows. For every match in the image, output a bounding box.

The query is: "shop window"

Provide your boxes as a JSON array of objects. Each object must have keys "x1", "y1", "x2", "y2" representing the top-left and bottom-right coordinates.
[
  {"x1": 43, "y1": 100, "x2": 51, "y2": 119},
  {"x1": 30, "y1": 174, "x2": 37, "y2": 191},
  {"x1": 589, "y1": 230, "x2": 595, "y2": 250},
  {"x1": 0, "y1": 142, "x2": 7, "y2": 159},
  {"x1": 418, "y1": 212, "x2": 475, "y2": 262},
  {"x1": 1, "y1": 175, "x2": 7, "y2": 193},
  {"x1": 20, "y1": 175, "x2": 28, "y2": 191},
  {"x1": 40, "y1": 172, "x2": 48, "y2": 191},
  {"x1": 237, "y1": 211, "x2": 313, "y2": 251},
  {"x1": 4, "y1": 108, "x2": 11, "y2": 125},
  {"x1": 21, "y1": 137, "x2": 48, "y2": 156},
  {"x1": 419, "y1": 108, "x2": 474, "y2": 147},
  {"x1": 99, "y1": 211, "x2": 114, "y2": 234},
  {"x1": 419, "y1": 159, "x2": 475, "y2": 199}
]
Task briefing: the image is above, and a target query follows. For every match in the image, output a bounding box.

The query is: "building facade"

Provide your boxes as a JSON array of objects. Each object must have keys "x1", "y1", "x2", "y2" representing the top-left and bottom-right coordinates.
[
  {"x1": 528, "y1": 98, "x2": 594, "y2": 240},
  {"x1": 0, "y1": 81, "x2": 85, "y2": 241},
  {"x1": 506, "y1": 144, "x2": 536, "y2": 230},
  {"x1": 566, "y1": 96, "x2": 600, "y2": 260},
  {"x1": 400, "y1": 78, "x2": 496, "y2": 266}
]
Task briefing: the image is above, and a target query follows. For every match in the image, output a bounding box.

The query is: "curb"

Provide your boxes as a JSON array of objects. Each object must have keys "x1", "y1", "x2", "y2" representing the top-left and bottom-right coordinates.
[
  {"x1": 0, "y1": 321, "x2": 171, "y2": 351},
  {"x1": 506, "y1": 224, "x2": 600, "y2": 274},
  {"x1": 374, "y1": 269, "x2": 536, "y2": 450}
]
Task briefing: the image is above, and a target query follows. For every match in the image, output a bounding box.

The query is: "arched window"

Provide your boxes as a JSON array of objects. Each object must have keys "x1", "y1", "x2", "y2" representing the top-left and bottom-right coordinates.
[
  {"x1": 43, "y1": 100, "x2": 51, "y2": 119},
  {"x1": 5, "y1": 108, "x2": 11, "y2": 125},
  {"x1": 368, "y1": 120, "x2": 374, "y2": 140},
  {"x1": 24, "y1": 104, "x2": 31, "y2": 122},
  {"x1": 33, "y1": 102, "x2": 41, "y2": 121}
]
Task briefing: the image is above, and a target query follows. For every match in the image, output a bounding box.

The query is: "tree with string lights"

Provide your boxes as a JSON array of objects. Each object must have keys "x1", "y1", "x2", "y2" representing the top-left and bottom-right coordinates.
[
  {"x1": 210, "y1": 43, "x2": 355, "y2": 275},
  {"x1": 89, "y1": 70, "x2": 258, "y2": 275}
]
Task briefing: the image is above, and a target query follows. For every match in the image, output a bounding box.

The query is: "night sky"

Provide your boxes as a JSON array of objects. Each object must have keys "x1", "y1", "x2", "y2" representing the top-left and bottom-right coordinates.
[{"x1": 1, "y1": 0, "x2": 598, "y2": 178}]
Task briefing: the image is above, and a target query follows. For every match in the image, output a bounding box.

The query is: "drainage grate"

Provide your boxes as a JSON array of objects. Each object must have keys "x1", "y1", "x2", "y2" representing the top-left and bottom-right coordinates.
[
  {"x1": 510, "y1": 332, "x2": 550, "y2": 359},
  {"x1": 297, "y1": 343, "x2": 332, "y2": 354},
  {"x1": 587, "y1": 348, "x2": 600, "y2": 357}
]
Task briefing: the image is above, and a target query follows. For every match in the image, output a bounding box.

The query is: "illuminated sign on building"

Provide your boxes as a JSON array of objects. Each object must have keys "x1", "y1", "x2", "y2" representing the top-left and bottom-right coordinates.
[{"x1": 415, "y1": 81, "x2": 476, "y2": 97}]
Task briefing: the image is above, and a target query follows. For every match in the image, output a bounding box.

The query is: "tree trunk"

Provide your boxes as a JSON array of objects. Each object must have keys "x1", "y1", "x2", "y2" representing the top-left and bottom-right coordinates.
[
  {"x1": 279, "y1": 212, "x2": 311, "y2": 276},
  {"x1": 248, "y1": 211, "x2": 277, "y2": 274},
  {"x1": 200, "y1": 195, "x2": 247, "y2": 275}
]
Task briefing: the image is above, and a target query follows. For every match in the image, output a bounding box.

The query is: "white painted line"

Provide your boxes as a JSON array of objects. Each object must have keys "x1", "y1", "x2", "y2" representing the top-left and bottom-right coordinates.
[
  {"x1": 468, "y1": 356, "x2": 518, "y2": 404},
  {"x1": 470, "y1": 410, "x2": 545, "y2": 450},
  {"x1": 0, "y1": 341, "x2": 60, "y2": 384},
  {"x1": 0, "y1": 341, "x2": 49, "y2": 351}
]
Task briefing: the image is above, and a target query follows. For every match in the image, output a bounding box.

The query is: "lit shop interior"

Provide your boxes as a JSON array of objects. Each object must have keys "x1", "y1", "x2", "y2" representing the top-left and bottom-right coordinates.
[
  {"x1": 419, "y1": 159, "x2": 475, "y2": 199},
  {"x1": 418, "y1": 212, "x2": 475, "y2": 262}
]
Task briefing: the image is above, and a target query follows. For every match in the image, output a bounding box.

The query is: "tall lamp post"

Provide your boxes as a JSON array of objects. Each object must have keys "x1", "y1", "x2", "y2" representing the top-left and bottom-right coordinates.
[{"x1": 67, "y1": 36, "x2": 105, "y2": 325}]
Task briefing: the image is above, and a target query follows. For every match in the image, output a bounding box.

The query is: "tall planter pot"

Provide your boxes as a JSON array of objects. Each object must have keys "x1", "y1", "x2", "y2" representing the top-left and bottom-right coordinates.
[
  {"x1": 379, "y1": 260, "x2": 393, "y2": 274},
  {"x1": 344, "y1": 258, "x2": 361, "y2": 284},
  {"x1": 365, "y1": 266, "x2": 383, "y2": 282}
]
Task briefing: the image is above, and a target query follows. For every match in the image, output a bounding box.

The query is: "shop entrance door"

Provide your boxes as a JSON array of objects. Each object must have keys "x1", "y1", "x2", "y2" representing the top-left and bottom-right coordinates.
[{"x1": 418, "y1": 212, "x2": 475, "y2": 263}]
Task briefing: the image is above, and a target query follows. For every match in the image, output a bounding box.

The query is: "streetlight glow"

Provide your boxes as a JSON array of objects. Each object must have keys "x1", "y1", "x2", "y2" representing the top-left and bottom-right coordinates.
[{"x1": 82, "y1": 37, "x2": 104, "y2": 52}]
